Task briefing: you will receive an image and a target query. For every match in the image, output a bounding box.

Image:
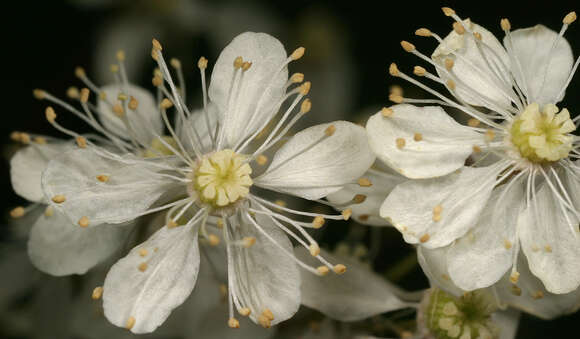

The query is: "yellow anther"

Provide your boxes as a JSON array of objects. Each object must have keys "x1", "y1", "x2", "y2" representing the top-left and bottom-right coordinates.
[
  {"x1": 353, "y1": 194, "x2": 367, "y2": 204},
  {"x1": 76, "y1": 136, "x2": 87, "y2": 148},
  {"x1": 262, "y1": 309, "x2": 274, "y2": 321},
  {"x1": 453, "y1": 22, "x2": 465, "y2": 35},
  {"x1": 139, "y1": 248, "x2": 148, "y2": 257},
  {"x1": 473, "y1": 32, "x2": 482, "y2": 40},
  {"x1": 312, "y1": 216, "x2": 325, "y2": 229},
  {"x1": 208, "y1": 234, "x2": 220, "y2": 246},
  {"x1": 19, "y1": 133, "x2": 31, "y2": 144},
  {"x1": 485, "y1": 129, "x2": 495, "y2": 142},
  {"x1": 51, "y1": 195, "x2": 66, "y2": 204},
  {"x1": 401, "y1": 41, "x2": 415, "y2": 52},
  {"x1": 10, "y1": 207, "x2": 25, "y2": 218},
  {"x1": 258, "y1": 315, "x2": 271, "y2": 328},
  {"x1": 160, "y1": 98, "x2": 173, "y2": 109},
  {"x1": 228, "y1": 318, "x2": 240, "y2": 329},
  {"x1": 167, "y1": 219, "x2": 178, "y2": 228},
  {"x1": 67, "y1": 86, "x2": 79, "y2": 99},
  {"x1": 126, "y1": 316, "x2": 136, "y2": 330},
  {"x1": 110, "y1": 64, "x2": 119, "y2": 73},
  {"x1": 92, "y1": 286, "x2": 103, "y2": 300},
  {"x1": 510, "y1": 271, "x2": 520, "y2": 284},
  {"x1": 10, "y1": 131, "x2": 21, "y2": 142},
  {"x1": 33, "y1": 89, "x2": 46, "y2": 99},
  {"x1": 169, "y1": 58, "x2": 181, "y2": 69},
  {"x1": 390, "y1": 85, "x2": 403, "y2": 96},
  {"x1": 290, "y1": 72, "x2": 304, "y2": 83},
  {"x1": 233, "y1": 56, "x2": 244, "y2": 69},
  {"x1": 415, "y1": 28, "x2": 432, "y2": 37},
  {"x1": 444, "y1": 58, "x2": 454, "y2": 71},
  {"x1": 239, "y1": 308, "x2": 251, "y2": 316},
  {"x1": 117, "y1": 93, "x2": 128, "y2": 101},
  {"x1": 433, "y1": 205, "x2": 443, "y2": 214},
  {"x1": 116, "y1": 50, "x2": 126, "y2": 62},
  {"x1": 531, "y1": 290, "x2": 544, "y2": 300},
  {"x1": 309, "y1": 243, "x2": 321, "y2": 256},
  {"x1": 317, "y1": 265, "x2": 330, "y2": 276},
  {"x1": 198, "y1": 56, "x2": 208, "y2": 69},
  {"x1": 432, "y1": 214, "x2": 442, "y2": 222},
  {"x1": 75, "y1": 66, "x2": 86, "y2": 78},
  {"x1": 44, "y1": 206, "x2": 54, "y2": 217},
  {"x1": 152, "y1": 75, "x2": 163, "y2": 87},
  {"x1": 275, "y1": 200, "x2": 287, "y2": 208},
  {"x1": 381, "y1": 107, "x2": 394, "y2": 117},
  {"x1": 442, "y1": 7, "x2": 455, "y2": 16},
  {"x1": 420, "y1": 233, "x2": 431, "y2": 243},
  {"x1": 138, "y1": 262, "x2": 148, "y2": 272},
  {"x1": 389, "y1": 63, "x2": 399, "y2": 77},
  {"x1": 243, "y1": 237, "x2": 256, "y2": 248},
  {"x1": 45, "y1": 106, "x2": 57, "y2": 123},
  {"x1": 358, "y1": 178, "x2": 372, "y2": 187},
  {"x1": 389, "y1": 93, "x2": 403, "y2": 103},
  {"x1": 545, "y1": 245, "x2": 552, "y2": 253},
  {"x1": 341, "y1": 208, "x2": 352, "y2": 220},
  {"x1": 324, "y1": 124, "x2": 336, "y2": 136},
  {"x1": 299, "y1": 81, "x2": 311, "y2": 95},
  {"x1": 472, "y1": 145, "x2": 482, "y2": 153},
  {"x1": 500, "y1": 18, "x2": 511, "y2": 31},
  {"x1": 333, "y1": 264, "x2": 347, "y2": 274},
  {"x1": 112, "y1": 103, "x2": 124, "y2": 117},
  {"x1": 78, "y1": 216, "x2": 90, "y2": 228},
  {"x1": 128, "y1": 97, "x2": 139, "y2": 110},
  {"x1": 413, "y1": 66, "x2": 426, "y2": 76},
  {"x1": 467, "y1": 118, "x2": 481, "y2": 127},
  {"x1": 152, "y1": 38, "x2": 162, "y2": 51},
  {"x1": 414, "y1": 133, "x2": 423, "y2": 141},
  {"x1": 564, "y1": 11, "x2": 577, "y2": 25},
  {"x1": 290, "y1": 47, "x2": 305, "y2": 60},
  {"x1": 80, "y1": 88, "x2": 90, "y2": 103},
  {"x1": 300, "y1": 99, "x2": 312, "y2": 114},
  {"x1": 504, "y1": 239, "x2": 512, "y2": 249},
  {"x1": 446, "y1": 79, "x2": 456, "y2": 90},
  {"x1": 256, "y1": 154, "x2": 268, "y2": 165},
  {"x1": 396, "y1": 138, "x2": 406, "y2": 149},
  {"x1": 241, "y1": 61, "x2": 252, "y2": 71}
]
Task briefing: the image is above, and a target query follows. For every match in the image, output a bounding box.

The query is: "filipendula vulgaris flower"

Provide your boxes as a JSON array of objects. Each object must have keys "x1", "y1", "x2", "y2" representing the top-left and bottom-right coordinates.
[
  {"x1": 41, "y1": 32, "x2": 376, "y2": 333},
  {"x1": 365, "y1": 7, "x2": 580, "y2": 295}
]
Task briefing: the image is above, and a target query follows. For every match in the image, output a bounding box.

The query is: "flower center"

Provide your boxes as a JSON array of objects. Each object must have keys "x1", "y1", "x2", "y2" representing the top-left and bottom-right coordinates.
[
  {"x1": 509, "y1": 103, "x2": 575, "y2": 163},
  {"x1": 192, "y1": 149, "x2": 253, "y2": 208}
]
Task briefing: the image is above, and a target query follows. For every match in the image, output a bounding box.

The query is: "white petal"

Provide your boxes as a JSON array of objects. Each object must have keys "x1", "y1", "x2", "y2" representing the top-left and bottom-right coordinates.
[
  {"x1": 28, "y1": 209, "x2": 131, "y2": 276},
  {"x1": 229, "y1": 213, "x2": 300, "y2": 326},
  {"x1": 98, "y1": 84, "x2": 162, "y2": 145},
  {"x1": 366, "y1": 105, "x2": 480, "y2": 179},
  {"x1": 507, "y1": 25, "x2": 573, "y2": 105},
  {"x1": 209, "y1": 32, "x2": 288, "y2": 146},
  {"x1": 296, "y1": 249, "x2": 411, "y2": 321},
  {"x1": 519, "y1": 180, "x2": 580, "y2": 293},
  {"x1": 447, "y1": 181, "x2": 524, "y2": 290},
  {"x1": 381, "y1": 166, "x2": 498, "y2": 248},
  {"x1": 103, "y1": 222, "x2": 200, "y2": 334},
  {"x1": 494, "y1": 253, "x2": 580, "y2": 319},
  {"x1": 42, "y1": 147, "x2": 181, "y2": 225},
  {"x1": 10, "y1": 142, "x2": 74, "y2": 203},
  {"x1": 178, "y1": 103, "x2": 219, "y2": 154},
  {"x1": 255, "y1": 121, "x2": 375, "y2": 200},
  {"x1": 326, "y1": 165, "x2": 407, "y2": 226},
  {"x1": 417, "y1": 246, "x2": 464, "y2": 297},
  {"x1": 493, "y1": 309, "x2": 520, "y2": 339},
  {"x1": 432, "y1": 20, "x2": 512, "y2": 110}
]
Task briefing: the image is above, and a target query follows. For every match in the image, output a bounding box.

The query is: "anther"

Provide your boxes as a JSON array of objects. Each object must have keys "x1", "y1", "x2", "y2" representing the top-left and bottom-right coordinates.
[
  {"x1": 208, "y1": 234, "x2": 220, "y2": 246},
  {"x1": 453, "y1": 22, "x2": 465, "y2": 35},
  {"x1": 263, "y1": 309, "x2": 274, "y2": 321},
  {"x1": 359, "y1": 215, "x2": 369, "y2": 222},
  {"x1": 112, "y1": 103, "x2": 124, "y2": 117},
  {"x1": 485, "y1": 129, "x2": 495, "y2": 141},
  {"x1": 258, "y1": 315, "x2": 271, "y2": 328},
  {"x1": 44, "y1": 206, "x2": 54, "y2": 217},
  {"x1": 473, "y1": 32, "x2": 482, "y2": 40},
  {"x1": 110, "y1": 64, "x2": 119, "y2": 73},
  {"x1": 67, "y1": 86, "x2": 79, "y2": 99},
  {"x1": 80, "y1": 88, "x2": 90, "y2": 103},
  {"x1": 389, "y1": 63, "x2": 399, "y2": 77},
  {"x1": 152, "y1": 38, "x2": 162, "y2": 51},
  {"x1": 76, "y1": 136, "x2": 87, "y2": 148},
  {"x1": 389, "y1": 93, "x2": 403, "y2": 103},
  {"x1": 510, "y1": 271, "x2": 520, "y2": 284},
  {"x1": 341, "y1": 208, "x2": 352, "y2": 220},
  {"x1": 446, "y1": 79, "x2": 456, "y2": 90},
  {"x1": 531, "y1": 290, "x2": 544, "y2": 300},
  {"x1": 128, "y1": 97, "x2": 139, "y2": 110},
  {"x1": 413, "y1": 66, "x2": 426, "y2": 76},
  {"x1": 167, "y1": 219, "x2": 178, "y2": 228},
  {"x1": 396, "y1": 138, "x2": 406, "y2": 149},
  {"x1": 75, "y1": 66, "x2": 86, "y2": 78},
  {"x1": 442, "y1": 7, "x2": 455, "y2": 16},
  {"x1": 544, "y1": 245, "x2": 552, "y2": 253},
  {"x1": 256, "y1": 154, "x2": 268, "y2": 165},
  {"x1": 160, "y1": 98, "x2": 173, "y2": 109},
  {"x1": 317, "y1": 266, "x2": 330, "y2": 276},
  {"x1": 500, "y1": 18, "x2": 511, "y2": 31},
  {"x1": 564, "y1": 11, "x2": 577, "y2": 25},
  {"x1": 152, "y1": 75, "x2": 163, "y2": 87},
  {"x1": 400, "y1": 41, "x2": 416, "y2": 52},
  {"x1": 333, "y1": 264, "x2": 347, "y2": 274},
  {"x1": 239, "y1": 308, "x2": 251, "y2": 316},
  {"x1": 198, "y1": 56, "x2": 208, "y2": 69},
  {"x1": 444, "y1": 58, "x2": 454, "y2": 71},
  {"x1": 358, "y1": 178, "x2": 372, "y2": 187},
  {"x1": 420, "y1": 234, "x2": 430, "y2": 243},
  {"x1": 275, "y1": 200, "x2": 287, "y2": 207},
  {"x1": 299, "y1": 81, "x2": 311, "y2": 95},
  {"x1": 228, "y1": 318, "x2": 240, "y2": 329},
  {"x1": 472, "y1": 145, "x2": 482, "y2": 153},
  {"x1": 117, "y1": 93, "x2": 128, "y2": 101},
  {"x1": 170, "y1": 58, "x2": 181, "y2": 69},
  {"x1": 290, "y1": 47, "x2": 306, "y2": 60},
  {"x1": 233, "y1": 56, "x2": 244, "y2": 69},
  {"x1": 504, "y1": 239, "x2": 512, "y2": 249},
  {"x1": 381, "y1": 107, "x2": 394, "y2": 117},
  {"x1": 414, "y1": 133, "x2": 423, "y2": 141},
  {"x1": 139, "y1": 248, "x2": 148, "y2": 257},
  {"x1": 116, "y1": 50, "x2": 126, "y2": 62},
  {"x1": 126, "y1": 316, "x2": 136, "y2": 330},
  {"x1": 243, "y1": 237, "x2": 256, "y2": 248},
  {"x1": 353, "y1": 194, "x2": 367, "y2": 204},
  {"x1": 138, "y1": 262, "x2": 148, "y2": 272},
  {"x1": 290, "y1": 73, "x2": 305, "y2": 83},
  {"x1": 300, "y1": 99, "x2": 312, "y2": 114},
  {"x1": 467, "y1": 118, "x2": 481, "y2": 127},
  {"x1": 78, "y1": 216, "x2": 90, "y2": 228},
  {"x1": 51, "y1": 195, "x2": 66, "y2": 204},
  {"x1": 415, "y1": 28, "x2": 432, "y2": 37},
  {"x1": 10, "y1": 131, "x2": 21, "y2": 142},
  {"x1": 241, "y1": 61, "x2": 252, "y2": 71},
  {"x1": 216, "y1": 218, "x2": 224, "y2": 228},
  {"x1": 309, "y1": 243, "x2": 321, "y2": 256},
  {"x1": 19, "y1": 133, "x2": 31, "y2": 144},
  {"x1": 510, "y1": 284, "x2": 522, "y2": 296},
  {"x1": 33, "y1": 89, "x2": 46, "y2": 100},
  {"x1": 324, "y1": 125, "x2": 336, "y2": 136},
  {"x1": 92, "y1": 286, "x2": 103, "y2": 300},
  {"x1": 10, "y1": 207, "x2": 25, "y2": 218},
  {"x1": 45, "y1": 106, "x2": 57, "y2": 123},
  {"x1": 312, "y1": 216, "x2": 325, "y2": 229},
  {"x1": 433, "y1": 205, "x2": 443, "y2": 214}
]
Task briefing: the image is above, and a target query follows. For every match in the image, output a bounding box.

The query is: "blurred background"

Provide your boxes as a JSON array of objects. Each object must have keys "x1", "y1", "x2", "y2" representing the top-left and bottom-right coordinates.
[{"x1": 1, "y1": 0, "x2": 579, "y2": 338}]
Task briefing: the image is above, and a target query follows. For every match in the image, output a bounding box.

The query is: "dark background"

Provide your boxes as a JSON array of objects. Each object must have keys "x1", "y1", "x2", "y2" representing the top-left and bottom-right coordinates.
[{"x1": 1, "y1": 0, "x2": 580, "y2": 338}]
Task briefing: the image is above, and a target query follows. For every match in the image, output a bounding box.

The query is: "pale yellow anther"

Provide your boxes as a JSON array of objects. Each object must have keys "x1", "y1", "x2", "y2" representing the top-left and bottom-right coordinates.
[
  {"x1": 152, "y1": 38, "x2": 162, "y2": 51},
  {"x1": 485, "y1": 129, "x2": 495, "y2": 142},
  {"x1": 414, "y1": 133, "x2": 423, "y2": 141},
  {"x1": 358, "y1": 178, "x2": 372, "y2": 187},
  {"x1": 152, "y1": 75, "x2": 163, "y2": 87},
  {"x1": 76, "y1": 136, "x2": 87, "y2": 148},
  {"x1": 75, "y1": 66, "x2": 86, "y2": 78},
  {"x1": 80, "y1": 88, "x2": 90, "y2": 103},
  {"x1": 243, "y1": 237, "x2": 256, "y2": 248},
  {"x1": 10, "y1": 207, "x2": 25, "y2": 218},
  {"x1": 44, "y1": 206, "x2": 54, "y2": 217},
  {"x1": 299, "y1": 81, "x2": 312, "y2": 95},
  {"x1": 453, "y1": 22, "x2": 465, "y2": 35},
  {"x1": 169, "y1": 58, "x2": 181, "y2": 69},
  {"x1": 317, "y1": 265, "x2": 330, "y2": 276},
  {"x1": 415, "y1": 28, "x2": 432, "y2": 37},
  {"x1": 446, "y1": 79, "x2": 456, "y2": 90},
  {"x1": 324, "y1": 124, "x2": 336, "y2": 136},
  {"x1": 359, "y1": 214, "x2": 369, "y2": 222},
  {"x1": 274, "y1": 200, "x2": 286, "y2": 208},
  {"x1": 258, "y1": 315, "x2": 271, "y2": 328},
  {"x1": 312, "y1": 216, "x2": 325, "y2": 229},
  {"x1": 51, "y1": 195, "x2": 66, "y2": 204},
  {"x1": 241, "y1": 61, "x2": 252, "y2": 71},
  {"x1": 92, "y1": 286, "x2": 103, "y2": 300},
  {"x1": 99, "y1": 92, "x2": 107, "y2": 100},
  {"x1": 128, "y1": 97, "x2": 139, "y2": 110},
  {"x1": 413, "y1": 66, "x2": 426, "y2": 76},
  {"x1": 545, "y1": 245, "x2": 552, "y2": 253},
  {"x1": 45, "y1": 106, "x2": 57, "y2": 123},
  {"x1": 472, "y1": 145, "x2": 482, "y2": 153},
  {"x1": 353, "y1": 194, "x2": 367, "y2": 204},
  {"x1": 564, "y1": 11, "x2": 577, "y2": 25},
  {"x1": 110, "y1": 64, "x2": 119, "y2": 73},
  {"x1": 167, "y1": 219, "x2": 178, "y2": 228},
  {"x1": 400, "y1": 41, "x2": 415, "y2": 53},
  {"x1": 233, "y1": 56, "x2": 244, "y2": 69},
  {"x1": 198, "y1": 56, "x2": 208, "y2": 69},
  {"x1": 261, "y1": 309, "x2": 274, "y2": 321},
  {"x1": 389, "y1": 63, "x2": 399, "y2": 77},
  {"x1": 10, "y1": 131, "x2": 21, "y2": 142},
  {"x1": 116, "y1": 49, "x2": 126, "y2": 62},
  {"x1": 112, "y1": 103, "x2": 124, "y2": 117},
  {"x1": 290, "y1": 47, "x2": 306, "y2": 60},
  {"x1": 510, "y1": 271, "x2": 520, "y2": 284},
  {"x1": 389, "y1": 93, "x2": 404, "y2": 104},
  {"x1": 504, "y1": 239, "x2": 512, "y2": 249},
  {"x1": 239, "y1": 308, "x2": 251, "y2": 316},
  {"x1": 333, "y1": 264, "x2": 347, "y2": 274},
  {"x1": 126, "y1": 316, "x2": 136, "y2": 330},
  {"x1": 300, "y1": 99, "x2": 311, "y2": 114},
  {"x1": 117, "y1": 93, "x2": 128, "y2": 101},
  {"x1": 67, "y1": 86, "x2": 79, "y2": 99},
  {"x1": 341, "y1": 208, "x2": 352, "y2": 220},
  {"x1": 78, "y1": 216, "x2": 90, "y2": 228},
  {"x1": 228, "y1": 318, "x2": 240, "y2": 328},
  {"x1": 532, "y1": 290, "x2": 544, "y2": 300},
  {"x1": 138, "y1": 262, "x2": 148, "y2": 272},
  {"x1": 433, "y1": 205, "x2": 443, "y2": 214},
  {"x1": 19, "y1": 133, "x2": 31, "y2": 144},
  {"x1": 511, "y1": 284, "x2": 522, "y2": 296},
  {"x1": 208, "y1": 234, "x2": 220, "y2": 246},
  {"x1": 33, "y1": 89, "x2": 46, "y2": 100},
  {"x1": 139, "y1": 248, "x2": 148, "y2": 257},
  {"x1": 396, "y1": 137, "x2": 406, "y2": 149},
  {"x1": 467, "y1": 118, "x2": 481, "y2": 127},
  {"x1": 442, "y1": 7, "x2": 455, "y2": 16},
  {"x1": 256, "y1": 154, "x2": 268, "y2": 165},
  {"x1": 500, "y1": 18, "x2": 511, "y2": 31},
  {"x1": 390, "y1": 85, "x2": 403, "y2": 96},
  {"x1": 219, "y1": 284, "x2": 228, "y2": 297},
  {"x1": 420, "y1": 234, "x2": 430, "y2": 243},
  {"x1": 445, "y1": 58, "x2": 454, "y2": 71},
  {"x1": 290, "y1": 72, "x2": 304, "y2": 83},
  {"x1": 160, "y1": 98, "x2": 173, "y2": 109},
  {"x1": 473, "y1": 32, "x2": 482, "y2": 40},
  {"x1": 381, "y1": 107, "x2": 394, "y2": 117}
]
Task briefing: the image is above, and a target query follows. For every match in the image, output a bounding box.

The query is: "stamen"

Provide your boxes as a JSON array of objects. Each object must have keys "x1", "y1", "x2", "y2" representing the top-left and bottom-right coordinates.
[
  {"x1": 78, "y1": 216, "x2": 90, "y2": 228},
  {"x1": 10, "y1": 206, "x2": 25, "y2": 218},
  {"x1": 91, "y1": 286, "x2": 103, "y2": 300}
]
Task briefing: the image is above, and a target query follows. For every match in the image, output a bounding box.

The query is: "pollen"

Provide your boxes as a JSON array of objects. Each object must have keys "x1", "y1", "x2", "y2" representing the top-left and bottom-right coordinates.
[
  {"x1": 300, "y1": 99, "x2": 311, "y2": 114},
  {"x1": 415, "y1": 28, "x2": 432, "y2": 37},
  {"x1": 299, "y1": 81, "x2": 312, "y2": 95},
  {"x1": 45, "y1": 106, "x2": 57, "y2": 123},
  {"x1": 239, "y1": 308, "x2": 251, "y2": 316},
  {"x1": 420, "y1": 233, "x2": 431, "y2": 243},
  {"x1": 51, "y1": 195, "x2": 66, "y2": 203},
  {"x1": 125, "y1": 316, "x2": 136, "y2": 330},
  {"x1": 453, "y1": 22, "x2": 465, "y2": 35},
  {"x1": 333, "y1": 264, "x2": 347, "y2": 274},
  {"x1": 67, "y1": 86, "x2": 79, "y2": 99},
  {"x1": 389, "y1": 63, "x2": 399, "y2": 77},
  {"x1": 198, "y1": 56, "x2": 208, "y2": 69},
  {"x1": 472, "y1": 145, "x2": 481, "y2": 153},
  {"x1": 290, "y1": 72, "x2": 305, "y2": 83},
  {"x1": 504, "y1": 239, "x2": 512, "y2": 249},
  {"x1": 381, "y1": 107, "x2": 394, "y2": 117},
  {"x1": 358, "y1": 178, "x2": 372, "y2": 187},
  {"x1": 485, "y1": 129, "x2": 495, "y2": 142},
  {"x1": 531, "y1": 290, "x2": 544, "y2": 300},
  {"x1": 256, "y1": 154, "x2": 268, "y2": 165},
  {"x1": 258, "y1": 315, "x2": 271, "y2": 328},
  {"x1": 290, "y1": 46, "x2": 305, "y2": 60},
  {"x1": 442, "y1": 7, "x2": 455, "y2": 16},
  {"x1": 396, "y1": 138, "x2": 406, "y2": 149},
  {"x1": 501, "y1": 18, "x2": 511, "y2": 31},
  {"x1": 510, "y1": 271, "x2": 520, "y2": 284},
  {"x1": 342, "y1": 208, "x2": 352, "y2": 220},
  {"x1": 33, "y1": 89, "x2": 46, "y2": 99},
  {"x1": 317, "y1": 265, "x2": 330, "y2": 276},
  {"x1": 401, "y1": 41, "x2": 415, "y2": 52},
  {"x1": 78, "y1": 216, "x2": 90, "y2": 228},
  {"x1": 445, "y1": 58, "x2": 454, "y2": 71},
  {"x1": 353, "y1": 194, "x2": 366, "y2": 204},
  {"x1": 544, "y1": 245, "x2": 553, "y2": 253},
  {"x1": 228, "y1": 318, "x2": 240, "y2": 329},
  {"x1": 92, "y1": 286, "x2": 103, "y2": 300},
  {"x1": 390, "y1": 93, "x2": 403, "y2": 103},
  {"x1": 208, "y1": 234, "x2": 220, "y2": 246},
  {"x1": 138, "y1": 262, "x2": 148, "y2": 272},
  {"x1": 413, "y1": 66, "x2": 426, "y2": 76},
  {"x1": 263, "y1": 309, "x2": 275, "y2": 321},
  {"x1": 467, "y1": 118, "x2": 481, "y2": 127},
  {"x1": 138, "y1": 248, "x2": 148, "y2": 257},
  {"x1": 96, "y1": 174, "x2": 109, "y2": 182},
  {"x1": 564, "y1": 11, "x2": 577, "y2": 25},
  {"x1": 312, "y1": 216, "x2": 325, "y2": 229},
  {"x1": 324, "y1": 125, "x2": 336, "y2": 136},
  {"x1": 76, "y1": 136, "x2": 87, "y2": 148},
  {"x1": 414, "y1": 133, "x2": 423, "y2": 141}
]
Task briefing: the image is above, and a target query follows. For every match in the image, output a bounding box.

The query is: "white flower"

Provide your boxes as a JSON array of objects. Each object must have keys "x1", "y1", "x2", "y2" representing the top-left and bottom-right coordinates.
[
  {"x1": 42, "y1": 32, "x2": 375, "y2": 333},
  {"x1": 367, "y1": 8, "x2": 580, "y2": 294}
]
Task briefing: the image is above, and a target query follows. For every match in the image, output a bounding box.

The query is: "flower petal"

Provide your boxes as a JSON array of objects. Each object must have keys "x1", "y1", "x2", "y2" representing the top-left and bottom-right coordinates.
[
  {"x1": 519, "y1": 179, "x2": 580, "y2": 294},
  {"x1": 42, "y1": 147, "x2": 182, "y2": 225},
  {"x1": 10, "y1": 142, "x2": 74, "y2": 203},
  {"x1": 103, "y1": 222, "x2": 200, "y2": 334},
  {"x1": 98, "y1": 84, "x2": 163, "y2": 145},
  {"x1": 417, "y1": 246, "x2": 464, "y2": 297},
  {"x1": 254, "y1": 121, "x2": 375, "y2": 200},
  {"x1": 229, "y1": 213, "x2": 300, "y2": 326},
  {"x1": 507, "y1": 25, "x2": 573, "y2": 105},
  {"x1": 296, "y1": 249, "x2": 411, "y2": 321},
  {"x1": 366, "y1": 105, "x2": 480, "y2": 179},
  {"x1": 432, "y1": 19, "x2": 512, "y2": 110},
  {"x1": 209, "y1": 32, "x2": 288, "y2": 147},
  {"x1": 178, "y1": 103, "x2": 219, "y2": 154},
  {"x1": 447, "y1": 180, "x2": 524, "y2": 290},
  {"x1": 493, "y1": 309, "x2": 520, "y2": 339},
  {"x1": 381, "y1": 166, "x2": 498, "y2": 248},
  {"x1": 326, "y1": 165, "x2": 407, "y2": 226},
  {"x1": 28, "y1": 209, "x2": 131, "y2": 276}
]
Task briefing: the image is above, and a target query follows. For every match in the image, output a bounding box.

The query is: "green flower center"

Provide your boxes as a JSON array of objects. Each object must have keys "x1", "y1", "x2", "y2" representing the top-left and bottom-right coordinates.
[{"x1": 509, "y1": 103, "x2": 575, "y2": 163}]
